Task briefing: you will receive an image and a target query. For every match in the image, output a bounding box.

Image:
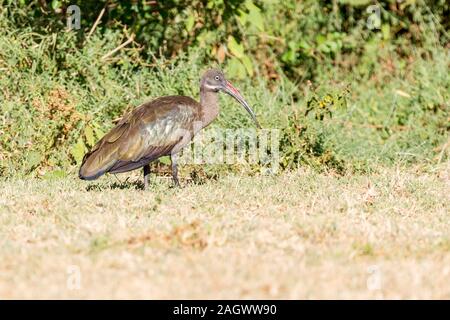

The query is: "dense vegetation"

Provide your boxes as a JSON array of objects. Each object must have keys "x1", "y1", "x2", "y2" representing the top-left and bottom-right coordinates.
[{"x1": 0, "y1": 0, "x2": 448, "y2": 179}]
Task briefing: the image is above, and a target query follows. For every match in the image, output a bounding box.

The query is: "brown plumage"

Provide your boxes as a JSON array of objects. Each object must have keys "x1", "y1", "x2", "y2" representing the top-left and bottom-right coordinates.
[
  {"x1": 79, "y1": 69, "x2": 260, "y2": 189},
  {"x1": 79, "y1": 96, "x2": 200, "y2": 179}
]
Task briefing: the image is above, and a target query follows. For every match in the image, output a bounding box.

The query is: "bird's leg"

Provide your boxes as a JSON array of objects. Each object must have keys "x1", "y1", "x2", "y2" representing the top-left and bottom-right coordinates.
[
  {"x1": 170, "y1": 154, "x2": 180, "y2": 187},
  {"x1": 143, "y1": 164, "x2": 151, "y2": 190}
]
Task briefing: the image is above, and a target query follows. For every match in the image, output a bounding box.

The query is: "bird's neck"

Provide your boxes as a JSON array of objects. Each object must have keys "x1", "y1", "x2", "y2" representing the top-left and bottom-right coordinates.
[{"x1": 199, "y1": 87, "x2": 220, "y2": 128}]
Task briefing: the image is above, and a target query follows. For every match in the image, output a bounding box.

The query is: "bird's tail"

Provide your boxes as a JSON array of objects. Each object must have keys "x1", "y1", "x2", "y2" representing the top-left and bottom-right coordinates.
[{"x1": 78, "y1": 118, "x2": 132, "y2": 181}]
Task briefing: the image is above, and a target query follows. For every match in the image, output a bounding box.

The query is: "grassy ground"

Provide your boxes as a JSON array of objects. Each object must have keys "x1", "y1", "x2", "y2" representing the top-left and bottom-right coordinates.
[
  {"x1": 1, "y1": 1, "x2": 448, "y2": 301},
  {"x1": 1, "y1": 162, "x2": 449, "y2": 299}
]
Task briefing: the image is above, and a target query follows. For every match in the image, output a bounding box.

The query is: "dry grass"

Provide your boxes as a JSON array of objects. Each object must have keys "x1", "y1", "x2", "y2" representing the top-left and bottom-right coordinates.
[{"x1": 0, "y1": 163, "x2": 449, "y2": 299}]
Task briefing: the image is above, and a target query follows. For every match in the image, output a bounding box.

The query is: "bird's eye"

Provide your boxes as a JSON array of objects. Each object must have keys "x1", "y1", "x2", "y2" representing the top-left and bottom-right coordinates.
[{"x1": 215, "y1": 76, "x2": 220, "y2": 81}]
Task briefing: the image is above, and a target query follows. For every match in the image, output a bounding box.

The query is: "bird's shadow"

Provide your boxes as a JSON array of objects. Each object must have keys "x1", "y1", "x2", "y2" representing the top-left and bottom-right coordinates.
[
  {"x1": 86, "y1": 179, "x2": 145, "y2": 191},
  {"x1": 187, "y1": 170, "x2": 219, "y2": 186},
  {"x1": 84, "y1": 170, "x2": 219, "y2": 191}
]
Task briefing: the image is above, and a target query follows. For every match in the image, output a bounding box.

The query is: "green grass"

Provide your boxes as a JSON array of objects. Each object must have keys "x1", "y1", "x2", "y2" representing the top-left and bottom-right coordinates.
[
  {"x1": 1, "y1": 33, "x2": 448, "y2": 178},
  {"x1": 1, "y1": 2, "x2": 449, "y2": 178}
]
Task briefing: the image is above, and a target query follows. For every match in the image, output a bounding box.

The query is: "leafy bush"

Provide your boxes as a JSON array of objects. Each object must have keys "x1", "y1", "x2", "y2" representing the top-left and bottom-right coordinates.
[
  {"x1": 0, "y1": 1, "x2": 448, "y2": 179},
  {"x1": 280, "y1": 86, "x2": 349, "y2": 173}
]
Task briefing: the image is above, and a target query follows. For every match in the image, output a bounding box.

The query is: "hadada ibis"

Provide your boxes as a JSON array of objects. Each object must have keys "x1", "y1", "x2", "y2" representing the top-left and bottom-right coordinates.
[{"x1": 79, "y1": 69, "x2": 261, "y2": 189}]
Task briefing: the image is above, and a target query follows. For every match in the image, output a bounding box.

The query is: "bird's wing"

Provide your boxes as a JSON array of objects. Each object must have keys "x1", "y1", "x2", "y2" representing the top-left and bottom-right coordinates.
[{"x1": 79, "y1": 96, "x2": 200, "y2": 179}]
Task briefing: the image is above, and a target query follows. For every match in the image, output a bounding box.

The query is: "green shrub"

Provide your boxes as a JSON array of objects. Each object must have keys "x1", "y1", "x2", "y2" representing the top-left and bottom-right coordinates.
[{"x1": 0, "y1": 1, "x2": 448, "y2": 179}]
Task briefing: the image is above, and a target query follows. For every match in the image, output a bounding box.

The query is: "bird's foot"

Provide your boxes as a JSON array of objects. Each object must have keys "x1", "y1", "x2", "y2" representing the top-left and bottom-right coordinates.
[
  {"x1": 173, "y1": 178, "x2": 181, "y2": 188},
  {"x1": 143, "y1": 164, "x2": 151, "y2": 190}
]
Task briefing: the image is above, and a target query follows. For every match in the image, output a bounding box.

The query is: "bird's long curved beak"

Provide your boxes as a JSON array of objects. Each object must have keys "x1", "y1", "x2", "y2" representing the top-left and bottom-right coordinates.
[{"x1": 223, "y1": 81, "x2": 261, "y2": 129}]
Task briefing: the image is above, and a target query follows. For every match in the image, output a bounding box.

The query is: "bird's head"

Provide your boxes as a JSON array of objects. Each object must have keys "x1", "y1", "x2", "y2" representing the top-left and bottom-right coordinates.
[{"x1": 201, "y1": 69, "x2": 261, "y2": 128}]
